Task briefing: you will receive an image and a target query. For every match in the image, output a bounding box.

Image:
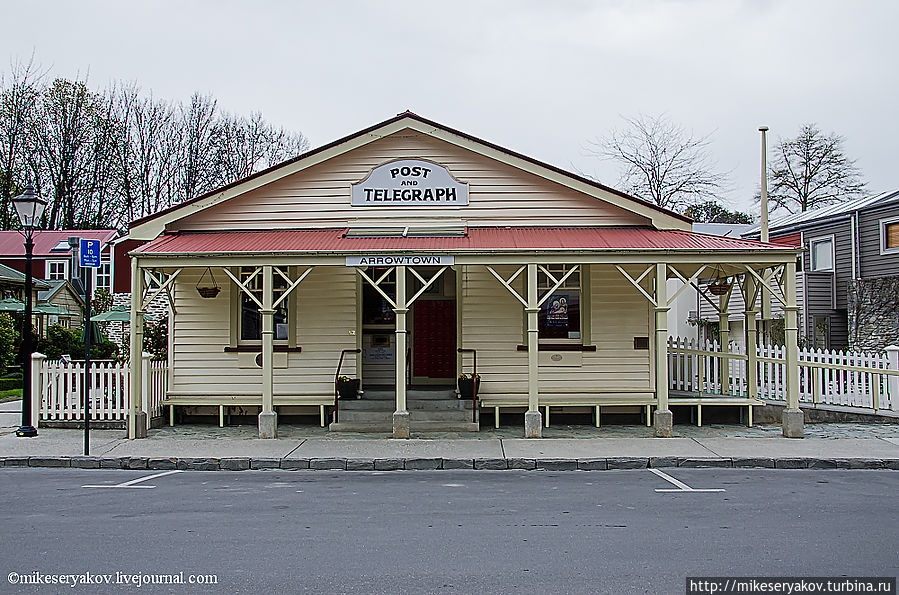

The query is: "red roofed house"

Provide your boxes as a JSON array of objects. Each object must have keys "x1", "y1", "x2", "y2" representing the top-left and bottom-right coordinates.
[
  {"x1": 124, "y1": 112, "x2": 803, "y2": 440},
  {"x1": 0, "y1": 229, "x2": 120, "y2": 296}
]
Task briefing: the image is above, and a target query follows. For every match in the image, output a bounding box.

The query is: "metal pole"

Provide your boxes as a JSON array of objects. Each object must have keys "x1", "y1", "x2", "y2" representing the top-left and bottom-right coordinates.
[
  {"x1": 15, "y1": 233, "x2": 37, "y2": 437},
  {"x1": 83, "y1": 269, "x2": 92, "y2": 455},
  {"x1": 759, "y1": 126, "x2": 772, "y2": 338},
  {"x1": 759, "y1": 126, "x2": 769, "y2": 244}
]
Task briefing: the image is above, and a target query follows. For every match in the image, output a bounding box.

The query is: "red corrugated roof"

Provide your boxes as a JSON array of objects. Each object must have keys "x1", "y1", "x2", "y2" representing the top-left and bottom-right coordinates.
[
  {"x1": 0, "y1": 230, "x2": 118, "y2": 257},
  {"x1": 134, "y1": 227, "x2": 793, "y2": 255}
]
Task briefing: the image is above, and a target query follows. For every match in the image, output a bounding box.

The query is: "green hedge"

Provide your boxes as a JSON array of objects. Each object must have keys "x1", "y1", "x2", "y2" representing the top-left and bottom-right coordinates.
[{"x1": 0, "y1": 377, "x2": 22, "y2": 391}]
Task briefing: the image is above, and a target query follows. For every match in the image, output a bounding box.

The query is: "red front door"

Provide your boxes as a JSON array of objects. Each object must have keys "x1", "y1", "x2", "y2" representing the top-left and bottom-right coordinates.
[{"x1": 412, "y1": 299, "x2": 456, "y2": 380}]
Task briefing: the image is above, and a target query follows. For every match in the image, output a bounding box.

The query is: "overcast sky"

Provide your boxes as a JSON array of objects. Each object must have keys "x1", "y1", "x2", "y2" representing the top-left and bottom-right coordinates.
[{"x1": 3, "y1": 0, "x2": 896, "y2": 215}]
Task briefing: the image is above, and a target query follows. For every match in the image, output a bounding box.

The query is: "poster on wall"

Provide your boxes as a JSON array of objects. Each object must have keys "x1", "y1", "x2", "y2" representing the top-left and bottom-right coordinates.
[
  {"x1": 365, "y1": 346, "x2": 395, "y2": 363},
  {"x1": 545, "y1": 294, "x2": 569, "y2": 327}
]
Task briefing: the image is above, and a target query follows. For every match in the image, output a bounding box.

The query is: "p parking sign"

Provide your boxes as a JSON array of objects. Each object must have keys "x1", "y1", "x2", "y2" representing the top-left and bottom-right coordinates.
[{"x1": 80, "y1": 239, "x2": 101, "y2": 268}]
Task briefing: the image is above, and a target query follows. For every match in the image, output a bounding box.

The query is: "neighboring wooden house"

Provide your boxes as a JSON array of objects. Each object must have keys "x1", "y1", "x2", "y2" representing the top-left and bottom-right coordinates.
[
  {"x1": 0, "y1": 263, "x2": 51, "y2": 337},
  {"x1": 743, "y1": 190, "x2": 899, "y2": 351},
  {"x1": 124, "y1": 112, "x2": 801, "y2": 440},
  {"x1": 37, "y1": 280, "x2": 84, "y2": 331},
  {"x1": 0, "y1": 230, "x2": 122, "y2": 296}
]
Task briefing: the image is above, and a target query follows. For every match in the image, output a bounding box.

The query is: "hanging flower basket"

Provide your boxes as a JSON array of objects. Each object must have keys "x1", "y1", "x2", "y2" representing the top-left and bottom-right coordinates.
[
  {"x1": 196, "y1": 267, "x2": 221, "y2": 299},
  {"x1": 708, "y1": 278, "x2": 732, "y2": 296}
]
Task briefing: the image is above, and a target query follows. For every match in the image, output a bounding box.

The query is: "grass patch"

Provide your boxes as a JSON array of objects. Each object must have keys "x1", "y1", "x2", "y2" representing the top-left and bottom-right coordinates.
[{"x1": 0, "y1": 388, "x2": 22, "y2": 402}]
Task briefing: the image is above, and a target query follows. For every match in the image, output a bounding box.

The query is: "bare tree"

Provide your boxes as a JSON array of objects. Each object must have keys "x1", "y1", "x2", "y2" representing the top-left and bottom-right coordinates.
[
  {"x1": 0, "y1": 67, "x2": 311, "y2": 230},
  {"x1": 112, "y1": 84, "x2": 180, "y2": 225},
  {"x1": 0, "y1": 56, "x2": 45, "y2": 227},
  {"x1": 212, "y1": 111, "x2": 310, "y2": 183},
  {"x1": 590, "y1": 114, "x2": 727, "y2": 212},
  {"x1": 766, "y1": 123, "x2": 866, "y2": 213},
  {"x1": 175, "y1": 92, "x2": 218, "y2": 202},
  {"x1": 26, "y1": 77, "x2": 122, "y2": 229}
]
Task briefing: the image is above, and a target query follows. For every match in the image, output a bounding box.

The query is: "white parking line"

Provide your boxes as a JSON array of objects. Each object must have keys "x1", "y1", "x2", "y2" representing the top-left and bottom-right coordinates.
[
  {"x1": 648, "y1": 468, "x2": 725, "y2": 493},
  {"x1": 83, "y1": 470, "x2": 183, "y2": 489}
]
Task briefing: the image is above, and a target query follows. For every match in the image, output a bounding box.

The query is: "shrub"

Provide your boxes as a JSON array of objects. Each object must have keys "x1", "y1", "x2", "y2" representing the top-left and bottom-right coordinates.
[
  {"x1": 143, "y1": 314, "x2": 168, "y2": 360},
  {"x1": 0, "y1": 313, "x2": 18, "y2": 375},
  {"x1": 0, "y1": 377, "x2": 21, "y2": 390},
  {"x1": 37, "y1": 324, "x2": 118, "y2": 361}
]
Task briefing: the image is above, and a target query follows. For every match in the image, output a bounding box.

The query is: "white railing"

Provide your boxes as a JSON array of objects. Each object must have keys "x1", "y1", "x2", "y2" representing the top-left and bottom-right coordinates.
[
  {"x1": 668, "y1": 337, "x2": 899, "y2": 413},
  {"x1": 33, "y1": 352, "x2": 167, "y2": 425}
]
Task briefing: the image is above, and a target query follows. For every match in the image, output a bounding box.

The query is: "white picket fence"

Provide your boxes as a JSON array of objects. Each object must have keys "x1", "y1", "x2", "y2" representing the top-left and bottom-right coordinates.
[
  {"x1": 33, "y1": 352, "x2": 167, "y2": 424},
  {"x1": 668, "y1": 337, "x2": 899, "y2": 413}
]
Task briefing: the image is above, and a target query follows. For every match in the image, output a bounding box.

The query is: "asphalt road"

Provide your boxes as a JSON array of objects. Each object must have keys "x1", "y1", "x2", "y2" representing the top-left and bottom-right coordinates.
[{"x1": 0, "y1": 468, "x2": 897, "y2": 594}]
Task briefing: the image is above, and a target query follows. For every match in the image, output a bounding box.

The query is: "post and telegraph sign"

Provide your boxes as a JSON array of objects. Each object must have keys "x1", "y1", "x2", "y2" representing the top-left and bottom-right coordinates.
[{"x1": 351, "y1": 159, "x2": 469, "y2": 206}]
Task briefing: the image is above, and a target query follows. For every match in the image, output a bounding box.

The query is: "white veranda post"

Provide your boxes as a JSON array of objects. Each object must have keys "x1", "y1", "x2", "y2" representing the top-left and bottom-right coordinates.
[
  {"x1": 718, "y1": 287, "x2": 731, "y2": 395},
  {"x1": 393, "y1": 265, "x2": 410, "y2": 438},
  {"x1": 259, "y1": 265, "x2": 277, "y2": 438},
  {"x1": 743, "y1": 274, "x2": 759, "y2": 401},
  {"x1": 782, "y1": 260, "x2": 804, "y2": 437},
  {"x1": 128, "y1": 258, "x2": 146, "y2": 439},
  {"x1": 653, "y1": 263, "x2": 672, "y2": 437},
  {"x1": 525, "y1": 263, "x2": 541, "y2": 438}
]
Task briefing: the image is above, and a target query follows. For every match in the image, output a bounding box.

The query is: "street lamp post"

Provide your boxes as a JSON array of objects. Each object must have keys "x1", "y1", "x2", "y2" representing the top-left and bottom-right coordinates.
[{"x1": 12, "y1": 185, "x2": 47, "y2": 438}]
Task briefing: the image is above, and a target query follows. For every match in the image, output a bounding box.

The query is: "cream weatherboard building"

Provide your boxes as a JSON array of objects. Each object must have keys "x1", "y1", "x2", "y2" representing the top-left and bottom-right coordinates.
[{"x1": 125, "y1": 112, "x2": 804, "y2": 440}]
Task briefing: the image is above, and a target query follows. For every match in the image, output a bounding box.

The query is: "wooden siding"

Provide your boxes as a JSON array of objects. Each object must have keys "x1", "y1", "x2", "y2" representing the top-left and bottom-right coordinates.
[
  {"x1": 174, "y1": 131, "x2": 650, "y2": 231},
  {"x1": 858, "y1": 202, "x2": 899, "y2": 278},
  {"x1": 802, "y1": 220, "x2": 852, "y2": 309},
  {"x1": 459, "y1": 265, "x2": 651, "y2": 396},
  {"x1": 170, "y1": 267, "x2": 357, "y2": 398}
]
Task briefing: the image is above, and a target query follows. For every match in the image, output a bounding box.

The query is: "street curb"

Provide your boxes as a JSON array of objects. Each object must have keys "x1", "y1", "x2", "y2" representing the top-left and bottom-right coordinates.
[{"x1": 2, "y1": 456, "x2": 898, "y2": 471}]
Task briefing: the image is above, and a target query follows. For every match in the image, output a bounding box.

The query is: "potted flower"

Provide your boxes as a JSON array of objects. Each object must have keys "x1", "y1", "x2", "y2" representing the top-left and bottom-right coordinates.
[
  {"x1": 336, "y1": 375, "x2": 360, "y2": 399},
  {"x1": 457, "y1": 372, "x2": 480, "y2": 399}
]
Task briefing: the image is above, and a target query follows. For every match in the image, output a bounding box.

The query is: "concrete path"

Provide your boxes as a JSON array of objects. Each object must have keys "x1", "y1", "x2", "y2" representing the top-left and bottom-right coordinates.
[
  {"x1": 695, "y1": 436, "x2": 899, "y2": 458},
  {"x1": 289, "y1": 438, "x2": 504, "y2": 459},
  {"x1": 0, "y1": 399, "x2": 23, "y2": 428},
  {"x1": 502, "y1": 437, "x2": 717, "y2": 458},
  {"x1": 2, "y1": 425, "x2": 899, "y2": 471}
]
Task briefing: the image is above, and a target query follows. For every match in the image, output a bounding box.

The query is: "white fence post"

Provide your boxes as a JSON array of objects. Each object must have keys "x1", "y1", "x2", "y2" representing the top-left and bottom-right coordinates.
[
  {"x1": 887, "y1": 346, "x2": 899, "y2": 412},
  {"x1": 141, "y1": 352, "x2": 152, "y2": 434},
  {"x1": 31, "y1": 352, "x2": 46, "y2": 427}
]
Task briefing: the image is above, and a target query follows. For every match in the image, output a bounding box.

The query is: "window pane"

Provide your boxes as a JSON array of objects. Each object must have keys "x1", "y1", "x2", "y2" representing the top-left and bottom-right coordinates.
[
  {"x1": 239, "y1": 267, "x2": 289, "y2": 341},
  {"x1": 812, "y1": 240, "x2": 833, "y2": 271},
  {"x1": 887, "y1": 223, "x2": 899, "y2": 249},
  {"x1": 538, "y1": 291, "x2": 580, "y2": 339}
]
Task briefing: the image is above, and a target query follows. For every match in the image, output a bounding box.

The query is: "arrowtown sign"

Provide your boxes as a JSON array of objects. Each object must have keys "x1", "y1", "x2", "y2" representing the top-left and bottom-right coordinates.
[{"x1": 351, "y1": 159, "x2": 469, "y2": 206}]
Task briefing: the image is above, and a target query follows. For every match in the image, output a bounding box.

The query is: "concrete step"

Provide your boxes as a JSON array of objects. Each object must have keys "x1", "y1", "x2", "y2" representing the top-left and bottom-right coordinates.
[
  {"x1": 339, "y1": 398, "x2": 472, "y2": 411},
  {"x1": 360, "y1": 389, "x2": 457, "y2": 401},
  {"x1": 339, "y1": 409, "x2": 475, "y2": 423},
  {"x1": 329, "y1": 420, "x2": 480, "y2": 433}
]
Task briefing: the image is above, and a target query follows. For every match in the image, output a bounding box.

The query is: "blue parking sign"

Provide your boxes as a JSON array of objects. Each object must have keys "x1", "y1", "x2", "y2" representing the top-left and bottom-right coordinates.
[{"x1": 80, "y1": 239, "x2": 101, "y2": 268}]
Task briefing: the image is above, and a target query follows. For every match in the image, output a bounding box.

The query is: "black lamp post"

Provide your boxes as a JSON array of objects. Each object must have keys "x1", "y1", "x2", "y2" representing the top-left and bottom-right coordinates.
[{"x1": 12, "y1": 185, "x2": 46, "y2": 438}]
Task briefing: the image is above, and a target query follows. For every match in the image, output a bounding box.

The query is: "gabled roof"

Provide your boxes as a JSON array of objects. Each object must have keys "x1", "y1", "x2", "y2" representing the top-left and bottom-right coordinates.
[
  {"x1": 0, "y1": 230, "x2": 118, "y2": 257},
  {"x1": 38, "y1": 279, "x2": 84, "y2": 305},
  {"x1": 0, "y1": 263, "x2": 52, "y2": 288},
  {"x1": 128, "y1": 111, "x2": 692, "y2": 239},
  {"x1": 744, "y1": 189, "x2": 899, "y2": 238}
]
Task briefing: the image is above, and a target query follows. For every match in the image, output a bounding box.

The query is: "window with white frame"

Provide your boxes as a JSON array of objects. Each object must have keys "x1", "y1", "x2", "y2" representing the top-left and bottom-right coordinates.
[
  {"x1": 881, "y1": 218, "x2": 899, "y2": 254},
  {"x1": 95, "y1": 253, "x2": 111, "y2": 292},
  {"x1": 47, "y1": 260, "x2": 68, "y2": 281},
  {"x1": 810, "y1": 237, "x2": 834, "y2": 272},
  {"x1": 537, "y1": 265, "x2": 581, "y2": 342},
  {"x1": 239, "y1": 267, "x2": 289, "y2": 342}
]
